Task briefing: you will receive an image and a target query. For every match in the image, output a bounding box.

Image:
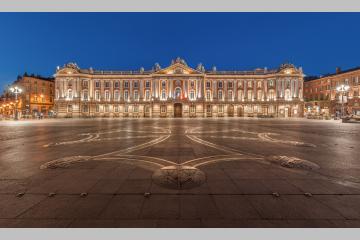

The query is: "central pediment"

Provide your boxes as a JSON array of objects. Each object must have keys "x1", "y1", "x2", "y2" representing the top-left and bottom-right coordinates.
[{"x1": 154, "y1": 57, "x2": 203, "y2": 75}]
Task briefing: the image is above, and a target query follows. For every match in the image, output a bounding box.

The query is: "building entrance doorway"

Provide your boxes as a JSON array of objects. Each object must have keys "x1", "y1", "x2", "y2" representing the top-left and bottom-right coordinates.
[
  {"x1": 174, "y1": 103, "x2": 182, "y2": 117},
  {"x1": 228, "y1": 104, "x2": 234, "y2": 117}
]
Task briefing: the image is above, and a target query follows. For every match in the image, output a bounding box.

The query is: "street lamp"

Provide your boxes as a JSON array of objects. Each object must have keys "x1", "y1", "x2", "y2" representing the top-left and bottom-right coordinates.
[
  {"x1": 9, "y1": 86, "x2": 22, "y2": 120},
  {"x1": 336, "y1": 84, "x2": 350, "y2": 118}
]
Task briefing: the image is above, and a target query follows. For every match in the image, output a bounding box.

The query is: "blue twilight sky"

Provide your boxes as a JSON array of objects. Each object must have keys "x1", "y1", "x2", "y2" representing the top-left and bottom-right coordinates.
[{"x1": 0, "y1": 12, "x2": 360, "y2": 92}]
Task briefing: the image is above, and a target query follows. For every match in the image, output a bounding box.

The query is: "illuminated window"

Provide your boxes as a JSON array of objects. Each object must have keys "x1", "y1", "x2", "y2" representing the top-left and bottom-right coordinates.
[
  {"x1": 248, "y1": 81, "x2": 252, "y2": 87},
  {"x1": 95, "y1": 105, "x2": 100, "y2": 113},
  {"x1": 114, "y1": 90, "x2": 119, "y2": 101},
  {"x1": 218, "y1": 90, "x2": 223, "y2": 100},
  {"x1": 124, "y1": 90, "x2": 129, "y2": 100},
  {"x1": 257, "y1": 81, "x2": 262, "y2": 88},
  {"x1": 114, "y1": 105, "x2": 119, "y2": 112},
  {"x1": 175, "y1": 88, "x2": 181, "y2": 99},
  {"x1": 145, "y1": 90, "x2": 150, "y2": 100},
  {"x1": 161, "y1": 90, "x2": 166, "y2": 100},
  {"x1": 145, "y1": 81, "x2": 150, "y2": 88},
  {"x1": 105, "y1": 90, "x2": 110, "y2": 101},
  {"x1": 67, "y1": 89, "x2": 73, "y2": 99},
  {"x1": 83, "y1": 90, "x2": 88, "y2": 101},
  {"x1": 228, "y1": 91, "x2": 233, "y2": 100},
  {"x1": 206, "y1": 90, "x2": 211, "y2": 100},
  {"x1": 190, "y1": 90, "x2": 195, "y2": 100},
  {"x1": 95, "y1": 90, "x2": 100, "y2": 101},
  {"x1": 247, "y1": 90, "x2": 252, "y2": 100},
  {"x1": 124, "y1": 105, "x2": 129, "y2": 113},
  {"x1": 238, "y1": 90, "x2": 243, "y2": 101},
  {"x1": 190, "y1": 104, "x2": 196, "y2": 113},
  {"x1": 134, "y1": 90, "x2": 139, "y2": 100}
]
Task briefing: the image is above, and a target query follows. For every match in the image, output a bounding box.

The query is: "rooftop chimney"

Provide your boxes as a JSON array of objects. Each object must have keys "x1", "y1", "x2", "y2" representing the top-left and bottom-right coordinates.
[{"x1": 336, "y1": 67, "x2": 341, "y2": 74}]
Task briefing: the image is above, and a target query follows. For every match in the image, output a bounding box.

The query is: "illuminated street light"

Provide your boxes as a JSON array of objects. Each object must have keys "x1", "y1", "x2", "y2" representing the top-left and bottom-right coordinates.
[
  {"x1": 9, "y1": 86, "x2": 22, "y2": 120},
  {"x1": 336, "y1": 84, "x2": 350, "y2": 118}
]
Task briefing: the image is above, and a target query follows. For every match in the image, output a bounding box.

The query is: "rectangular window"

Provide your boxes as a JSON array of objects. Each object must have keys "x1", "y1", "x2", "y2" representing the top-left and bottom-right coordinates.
[
  {"x1": 95, "y1": 105, "x2": 100, "y2": 113},
  {"x1": 114, "y1": 105, "x2": 119, "y2": 112},
  {"x1": 134, "y1": 81, "x2": 139, "y2": 88},
  {"x1": 114, "y1": 91, "x2": 119, "y2": 101},
  {"x1": 190, "y1": 91, "x2": 195, "y2": 100},
  {"x1": 218, "y1": 90, "x2": 223, "y2": 100},
  {"x1": 124, "y1": 81, "x2": 129, "y2": 88},
  {"x1": 228, "y1": 82, "x2": 233, "y2": 88},
  {"x1": 95, "y1": 81, "x2": 100, "y2": 88},
  {"x1": 125, "y1": 105, "x2": 129, "y2": 113},
  {"x1": 206, "y1": 81, "x2": 211, "y2": 88},
  {"x1": 218, "y1": 81, "x2": 223, "y2": 88},
  {"x1": 114, "y1": 81, "x2": 119, "y2": 88},
  {"x1": 105, "y1": 82, "x2": 110, "y2": 88},
  {"x1": 124, "y1": 91, "x2": 129, "y2": 100},
  {"x1": 145, "y1": 90, "x2": 150, "y2": 100},
  {"x1": 104, "y1": 104, "x2": 109, "y2": 112},
  {"x1": 218, "y1": 105, "x2": 224, "y2": 113},
  {"x1": 206, "y1": 91, "x2": 211, "y2": 100},
  {"x1": 190, "y1": 105, "x2": 196, "y2": 113},
  {"x1": 134, "y1": 90, "x2": 139, "y2": 100},
  {"x1": 145, "y1": 81, "x2": 150, "y2": 88}
]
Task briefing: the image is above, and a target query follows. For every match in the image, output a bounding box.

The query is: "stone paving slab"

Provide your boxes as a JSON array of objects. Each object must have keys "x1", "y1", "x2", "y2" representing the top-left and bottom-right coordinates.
[{"x1": 1, "y1": 118, "x2": 360, "y2": 227}]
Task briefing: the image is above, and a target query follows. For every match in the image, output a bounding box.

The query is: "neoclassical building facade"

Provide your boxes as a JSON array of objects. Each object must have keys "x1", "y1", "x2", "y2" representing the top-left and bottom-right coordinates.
[{"x1": 54, "y1": 58, "x2": 304, "y2": 118}]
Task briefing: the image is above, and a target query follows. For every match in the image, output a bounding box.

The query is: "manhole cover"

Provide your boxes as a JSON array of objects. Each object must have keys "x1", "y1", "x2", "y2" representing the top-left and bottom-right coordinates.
[{"x1": 152, "y1": 165, "x2": 206, "y2": 190}]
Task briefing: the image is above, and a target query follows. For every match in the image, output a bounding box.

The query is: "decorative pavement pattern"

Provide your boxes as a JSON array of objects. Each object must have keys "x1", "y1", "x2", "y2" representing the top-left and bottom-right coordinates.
[{"x1": 0, "y1": 118, "x2": 360, "y2": 227}]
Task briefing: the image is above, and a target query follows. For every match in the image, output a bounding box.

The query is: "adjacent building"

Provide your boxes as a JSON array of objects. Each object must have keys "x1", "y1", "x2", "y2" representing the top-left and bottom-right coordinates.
[
  {"x1": 54, "y1": 58, "x2": 304, "y2": 118},
  {"x1": 0, "y1": 74, "x2": 55, "y2": 119},
  {"x1": 304, "y1": 67, "x2": 360, "y2": 118}
]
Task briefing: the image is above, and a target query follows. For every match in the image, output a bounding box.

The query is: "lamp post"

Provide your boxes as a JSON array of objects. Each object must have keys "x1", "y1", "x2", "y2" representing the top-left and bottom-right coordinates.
[
  {"x1": 336, "y1": 84, "x2": 350, "y2": 118},
  {"x1": 9, "y1": 86, "x2": 22, "y2": 120}
]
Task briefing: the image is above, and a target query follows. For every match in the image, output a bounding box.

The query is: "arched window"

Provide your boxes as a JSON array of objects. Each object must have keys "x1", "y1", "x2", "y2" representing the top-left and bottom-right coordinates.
[
  {"x1": 190, "y1": 90, "x2": 195, "y2": 100},
  {"x1": 67, "y1": 89, "x2": 73, "y2": 100},
  {"x1": 175, "y1": 88, "x2": 181, "y2": 99}
]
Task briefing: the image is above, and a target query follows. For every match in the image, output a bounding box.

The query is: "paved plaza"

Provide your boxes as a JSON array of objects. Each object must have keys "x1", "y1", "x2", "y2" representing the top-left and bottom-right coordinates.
[{"x1": 0, "y1": 118, "x2": 360, "y2": 227}]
